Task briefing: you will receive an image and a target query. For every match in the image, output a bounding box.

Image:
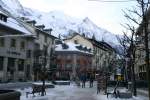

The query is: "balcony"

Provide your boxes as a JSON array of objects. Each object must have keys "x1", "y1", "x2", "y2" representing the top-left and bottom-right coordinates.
[{"x1": 33, "y1": 49, "x2": 43, "y2": 57}]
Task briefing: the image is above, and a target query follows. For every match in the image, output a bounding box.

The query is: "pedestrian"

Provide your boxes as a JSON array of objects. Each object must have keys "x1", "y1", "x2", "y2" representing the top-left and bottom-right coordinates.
[
  {"x1": 102, "y1": 74, "x2": 107, "y2": 94},
  {"x1": 89, "y1": 73, "x2": 94, "y2": 88},
  {"x1": 97, "y1": 73, "x2": 102, "y2": 94},
  {"x1": 81, "y1": 73, "x2": 86, "y2": 88}
]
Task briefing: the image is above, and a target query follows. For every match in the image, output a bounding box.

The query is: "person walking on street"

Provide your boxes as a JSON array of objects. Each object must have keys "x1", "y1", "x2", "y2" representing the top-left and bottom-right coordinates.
[
  {"x1": 102, "y1": 73, "x2": 107, "y2": 94},
  {"x1": 97, "y1": 73, "x2": 102, "y2": 94},
  {"x1": 81, "y1": 73, "x2": 86, "y2": 88},
  {"x1": 89, "y1": 73, "x2": 94, "y2": 88}
]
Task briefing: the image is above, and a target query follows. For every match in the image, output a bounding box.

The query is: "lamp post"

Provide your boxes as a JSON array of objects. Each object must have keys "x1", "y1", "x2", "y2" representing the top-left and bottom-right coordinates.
[
  {"x1": 40, "y1": 41, "x2": 55, "y2": 96},
  {"x1": 125, "y1": 57, "x2": 130, "y2": 81},
  {"x1": 41, "y1": 45, "x2": 48, "y2": 96}
]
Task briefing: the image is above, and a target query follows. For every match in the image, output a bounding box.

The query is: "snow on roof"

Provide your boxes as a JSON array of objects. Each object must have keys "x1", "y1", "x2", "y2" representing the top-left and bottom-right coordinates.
[
  {"x1": 0, "y1": 10, "x2": 8, "y2": 16},
  {"x1": 0, "y1": 17, "x2": 32, "y2": 35},
  {"x1": 55, "y1": 42, "x2": 93, "y2": 55}
]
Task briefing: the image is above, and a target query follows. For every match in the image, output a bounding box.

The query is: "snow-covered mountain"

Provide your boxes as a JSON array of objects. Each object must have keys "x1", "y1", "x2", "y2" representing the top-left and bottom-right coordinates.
[{"x1": 0, "y1": 0, "x2": 120, "y2": 46}]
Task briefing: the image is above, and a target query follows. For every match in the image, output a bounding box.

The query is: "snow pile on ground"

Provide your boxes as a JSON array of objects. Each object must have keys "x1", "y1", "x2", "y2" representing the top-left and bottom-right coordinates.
[
  {"x1": 14, "y1": 82, "x2": 148, "y2": 100},
  {"x1": 95, "y1": 94, "x2": 148, "y2": 100}
]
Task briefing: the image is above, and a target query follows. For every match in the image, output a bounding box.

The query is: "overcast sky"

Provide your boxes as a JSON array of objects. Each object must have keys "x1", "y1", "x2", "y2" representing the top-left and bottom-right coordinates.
[{"x1": 18, "y1": 0, "x2": 136, "y2": 35}]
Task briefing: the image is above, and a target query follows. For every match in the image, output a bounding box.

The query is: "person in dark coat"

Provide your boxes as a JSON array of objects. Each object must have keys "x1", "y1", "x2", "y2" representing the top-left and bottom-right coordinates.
[
  {"x1": 81, "y1": 73, "x2": 86, "y2": 88},
  {"x1": 89, "y1": 74, "x2": 94, "y2": 88},
  {"x1": 97, "y1": 73, "x2": 102, "y2": 94}
]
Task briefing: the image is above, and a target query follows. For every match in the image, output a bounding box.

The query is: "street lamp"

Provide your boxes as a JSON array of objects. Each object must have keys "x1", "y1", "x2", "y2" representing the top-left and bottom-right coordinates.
[
  {"x1": 40, "y1": 41, "x2": 55, "y2": 96},
  {"x1": 41, "y1": 45, "x2": 48, "y2": 96},
  {"x1": 125, "y1": 57, "x2": 130, "y2": 81}
]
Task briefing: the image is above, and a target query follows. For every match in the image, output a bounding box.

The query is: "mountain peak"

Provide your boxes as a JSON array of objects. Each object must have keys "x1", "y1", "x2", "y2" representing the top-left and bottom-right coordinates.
[
  {"x1": 0, "y1": 0, "x2": 25, "y2": 16},
  {"x1": 83, "y1": 17, "x2": 93, "y2": 24},
  {"x1": 83, "y1": 17, "x2": 90, "y2": 22}
]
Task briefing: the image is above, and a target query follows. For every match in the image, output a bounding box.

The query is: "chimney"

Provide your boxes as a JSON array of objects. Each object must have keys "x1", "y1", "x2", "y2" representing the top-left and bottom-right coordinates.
[
  {"x1": 35, "y1": 24, "x2": 45, "y2": 30},
  {"x1": 20, "y1": 17, "x2": 29, "y2": 21},
  {"x1": 26, "y1": 20, "x2": 36, "y2": 26},
  {"x1": 43, "y1": 28, "x2": 53, "y2": 34}
]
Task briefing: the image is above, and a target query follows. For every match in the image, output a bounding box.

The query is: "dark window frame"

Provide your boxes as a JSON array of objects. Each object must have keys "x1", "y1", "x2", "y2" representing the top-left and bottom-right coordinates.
[
  {"x1": 20, "y1": 41, "x2": 25, "y2": 50},
  {"x1": 0, "y1": 57, "x2": 4, "y2": 70},
  {"x1": 0, "y1": 38, "x2": 4, "y2": 47},
  {"x1": 10, "y1": 39, "x2": 16, "y2": 48},
  {"x1": 18, "y1": 59, "x2": 24, "y2": 71}
]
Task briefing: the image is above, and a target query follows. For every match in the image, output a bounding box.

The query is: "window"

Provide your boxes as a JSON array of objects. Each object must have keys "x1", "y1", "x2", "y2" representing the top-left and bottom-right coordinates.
[
  {"x1": 7, "y1": 58, "x2": 15, "y2": 72},
  {"x1": 0, "y1": 57, "x2": 4, "y2": 70},
  {"x1": 74, "y1": 40, "x2": 78, "y2": 44},
  {"x1": 0, "y1": 38, "x2": 4, "y2": 47},
  {"x1": 10, "y1": 39, "x2": 16, "y2": 47},
  {"x1": 44, "y1": 35, "x2": 47, "y2": 43},
  {"x1": 27, "y1": 50, "x2": 31, "y2": 58},
  {"x1": 37, "y1": 32, "x2": 39, "y2": 38},
  {"x1": 0, "y1": 15, "x2": 7, "y2": 22},
  {"x1": 18, "y1": 59, "x2": 24, "y2": 71},
  {"x1": 20, "y1": 41, "x2": 25, "y2": 50}
]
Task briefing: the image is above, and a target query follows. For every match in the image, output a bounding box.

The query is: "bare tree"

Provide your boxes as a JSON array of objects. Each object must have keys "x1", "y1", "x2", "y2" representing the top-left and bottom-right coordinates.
[{"x1": 117, "y1": 24, "x2": 137, "y2": 96}]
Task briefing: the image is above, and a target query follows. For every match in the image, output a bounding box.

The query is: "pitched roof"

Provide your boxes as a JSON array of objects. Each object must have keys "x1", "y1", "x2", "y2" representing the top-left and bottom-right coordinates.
[
  {"x1": 0, "y1": 9, "x2": 32, "y2": 35},
  {"x1": 55, "y1": 41, "x2": 93, "y2": 55}
]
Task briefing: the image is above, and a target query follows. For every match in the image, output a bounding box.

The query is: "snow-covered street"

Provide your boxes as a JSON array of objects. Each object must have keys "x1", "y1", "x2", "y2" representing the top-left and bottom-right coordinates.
[{"x1": 15, "y1": 82, "x2": 148, "y2": 100}]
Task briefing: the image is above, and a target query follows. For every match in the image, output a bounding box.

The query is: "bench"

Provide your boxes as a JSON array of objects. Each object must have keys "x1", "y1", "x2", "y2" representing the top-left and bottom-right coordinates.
[
  {"x1": 53, "y1": 81, "x2": 70, "y2": 85},
  {"x1": 117, "y1": 90, "x2": 132, "y2": 98},
  {"x1": 26, "y1": 84, "x2": 46, "y2": 98},
  {"x1": 107, "y1": 81, "x2": 119, "y2": 98}
]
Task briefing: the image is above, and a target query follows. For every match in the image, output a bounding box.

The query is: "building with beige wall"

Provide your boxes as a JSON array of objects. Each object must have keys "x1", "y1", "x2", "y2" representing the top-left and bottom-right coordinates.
[
  {"x1": 64, "y1": 33, "x2": 93, "y2": 51},
  {"x1": 89, "y1": 39, "x2": 116, "y2": 73},
  {"x1": 134, "y1": 9, "x2": 150, "y2": 80},
  {"x1": 64, "y1": 33, "x2": 116, "y2": 75}
]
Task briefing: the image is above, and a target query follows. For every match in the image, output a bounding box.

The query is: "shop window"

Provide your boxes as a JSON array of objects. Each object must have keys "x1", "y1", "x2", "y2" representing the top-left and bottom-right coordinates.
[
  {"x1": 7, "y1": 58, "x2": 15, "y2": 72},
  {"x1": 18, "y1": 59, "x2": 24, "y2": 71}
]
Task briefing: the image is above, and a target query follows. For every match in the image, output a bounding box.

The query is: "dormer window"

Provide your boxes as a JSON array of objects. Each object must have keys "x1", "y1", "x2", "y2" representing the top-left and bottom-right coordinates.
[
  {"x1": 26, "y1": 20, "x2": 36, "y2": 26},
  {"x1": 74, "y1": 40, "x2": 78, "y2": 44},
  {"x1": 0, "y1": 13, "x2": 8, "y2": 22},
  {"x1": 35, "y1": 24, "x2": 45, "y2": 30},
  {"x1": 62, "y1": 43, "x2": 69, "y2": 49}
]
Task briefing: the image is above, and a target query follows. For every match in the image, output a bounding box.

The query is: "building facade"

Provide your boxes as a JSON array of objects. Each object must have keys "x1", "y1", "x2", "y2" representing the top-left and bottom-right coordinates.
[
  {"x1": 20, "y1": 18, "x2": 56, "y2": 81},
  {"x1": 0, "y1": 10, "x2": 35, "y2": 82},
  {"x1": 0, "y1": 9, "x2": 56, "y2": 82},
  {"x1": 89, "y1": 39, "x2": 116, "y2": 74},
  {"x1": 134, "y1": 9, "x2": 150, "y2": 80},
  {"x1": 135, "y1": 30, "x2": 147, "y2": 80},
  {"x1": 55, "y1": 39, "x2": 93, "y2": 80}
]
